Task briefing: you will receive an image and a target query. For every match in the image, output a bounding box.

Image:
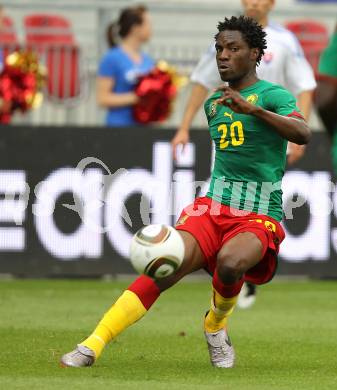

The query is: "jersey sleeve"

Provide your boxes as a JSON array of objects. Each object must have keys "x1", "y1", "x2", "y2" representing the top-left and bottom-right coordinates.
[
  {"x1": 318, "y1": 32, "x2": 337, "y2": 79},
  {"x1": 263, "y1": 86, "x2": 304, "y2": 119},
  {"x1": 190, "y1": 43, "x2": 222, "y2": 90},
  {"x1": 98, "y1": 52, "x2": 118, "y2": 78},
  {"x1": 283, "y1": 33, "x2": 316, "y2": 95}
]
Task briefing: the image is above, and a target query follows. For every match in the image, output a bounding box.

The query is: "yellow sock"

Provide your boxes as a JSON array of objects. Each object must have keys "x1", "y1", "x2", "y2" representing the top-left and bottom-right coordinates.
[
  {"x1": 80, "y1": 290, "x2": 147, "y2": 359},
  {"x1": 204, "y1": 288, "x2": 238, "y2": 333}
]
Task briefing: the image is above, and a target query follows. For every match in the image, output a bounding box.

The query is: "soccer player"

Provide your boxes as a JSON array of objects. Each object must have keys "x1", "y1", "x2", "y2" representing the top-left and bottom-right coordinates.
[
  {"x1": 315, "y1": 24, "x2": 337, "y2": 173},
  {"x1": 172, "y1": 0, "x2": 316, "y2": 308},
  {"x1": 61, "y1": 16, "x2": 310, "y2": 369}
]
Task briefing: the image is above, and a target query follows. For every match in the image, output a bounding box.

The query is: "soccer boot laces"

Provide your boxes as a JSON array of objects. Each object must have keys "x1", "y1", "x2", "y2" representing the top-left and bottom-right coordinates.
[
  {"x1": 60, "y1": 344, "x2": 95, "y2": 367},
  {"x1": 204, "y1": 328, "x2": 235, "y2": 368}
]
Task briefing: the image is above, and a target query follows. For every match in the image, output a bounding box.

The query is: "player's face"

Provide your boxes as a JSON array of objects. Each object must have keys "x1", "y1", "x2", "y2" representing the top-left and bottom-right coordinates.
[
  {"x1": 137, "y1": 12, "x2": 152, "y2": 43},
  {"x1": 215, "y1": 30, "x2": 258, "y2": 82},
  {"x1": 241, "y1": 0, "x2": 275, "y2": 22}
]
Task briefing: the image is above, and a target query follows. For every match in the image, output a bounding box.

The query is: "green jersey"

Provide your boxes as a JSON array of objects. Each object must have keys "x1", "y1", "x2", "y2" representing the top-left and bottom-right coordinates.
[
  {"x1": 205, "y1": 79, "x2": 302, "y2": 221},
  {"x1": 319, "y1": 32, "x2": 337, "y2": 78}
]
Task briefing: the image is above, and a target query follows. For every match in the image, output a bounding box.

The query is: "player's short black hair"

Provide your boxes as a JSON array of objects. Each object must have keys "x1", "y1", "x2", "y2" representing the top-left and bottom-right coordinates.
[{"x1": 215, "y1": 15, "x2": 267, "y2": 65}]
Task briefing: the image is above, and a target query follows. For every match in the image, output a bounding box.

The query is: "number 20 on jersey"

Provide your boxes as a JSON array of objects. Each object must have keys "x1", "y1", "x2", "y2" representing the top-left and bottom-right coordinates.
[{"x1": 217, "y1": 121, "x2": 244, "y2": 149}]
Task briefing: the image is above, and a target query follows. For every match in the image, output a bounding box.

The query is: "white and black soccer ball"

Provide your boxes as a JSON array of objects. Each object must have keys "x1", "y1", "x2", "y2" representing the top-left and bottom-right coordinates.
[{"x1": 129, "y1": 224, "x2": 185, "y2": 279}]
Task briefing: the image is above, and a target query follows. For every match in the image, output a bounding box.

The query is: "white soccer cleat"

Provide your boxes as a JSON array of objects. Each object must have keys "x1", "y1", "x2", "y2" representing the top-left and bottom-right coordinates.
[
  {"x1": 60, "y1": 345, "x2": 95, "y2": 367},
  {"x1": 237, "y1": 282, "x2": 257, "y2": 309},
  {"x1": 204, "y1": 328, "x2": 235, "y2": 368}
]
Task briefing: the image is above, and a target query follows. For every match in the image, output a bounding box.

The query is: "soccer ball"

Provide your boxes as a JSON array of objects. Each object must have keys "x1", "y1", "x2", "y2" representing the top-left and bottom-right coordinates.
[{"x1": 129, "y1": 224, "x2": 185, "y2": 279}]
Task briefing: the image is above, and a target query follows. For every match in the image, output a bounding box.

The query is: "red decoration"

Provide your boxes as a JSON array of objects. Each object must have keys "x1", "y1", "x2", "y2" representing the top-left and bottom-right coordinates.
[
  {"x1": 0, "y1": 51, "x2": 45, "y2": 124},
  {"x1": 133, "y1": 62, "x2": 186, "y2": 124}
]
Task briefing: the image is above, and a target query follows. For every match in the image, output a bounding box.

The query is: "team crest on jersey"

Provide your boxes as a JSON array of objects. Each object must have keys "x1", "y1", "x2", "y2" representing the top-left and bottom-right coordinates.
[
  {"x1": 209, "y1": 101, "x2": 217, "y2": 117},
  {"x1": 246, "y1": 94, "x2": 259, "y2": 105}
]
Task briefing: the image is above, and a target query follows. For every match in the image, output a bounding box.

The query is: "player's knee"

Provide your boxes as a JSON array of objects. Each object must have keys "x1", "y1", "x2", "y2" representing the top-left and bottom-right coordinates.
[
  {"x1": 216, "y1": 263, "x2": 242, "y2": 285},
  {"x1": 216, "y1": 250, "x2": 246, "y2": 284}
]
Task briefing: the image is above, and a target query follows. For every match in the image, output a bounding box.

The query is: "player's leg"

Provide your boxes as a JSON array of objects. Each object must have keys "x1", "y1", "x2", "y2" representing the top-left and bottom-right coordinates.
[
  {"x1": 206, "y1": 231, "x2": 263, "y2": 330},
  {"x1": 60, "y1": 230, "x2": 205, "y2": 367},
  {"x1": 204, "y1": 231, "x2": 264, "y2": 368}
]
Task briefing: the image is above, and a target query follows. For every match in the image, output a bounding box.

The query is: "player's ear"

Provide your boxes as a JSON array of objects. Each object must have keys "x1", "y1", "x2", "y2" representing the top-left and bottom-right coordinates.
[{"x1": 250, "y1": 48, "x2": 259, "y2": 62}]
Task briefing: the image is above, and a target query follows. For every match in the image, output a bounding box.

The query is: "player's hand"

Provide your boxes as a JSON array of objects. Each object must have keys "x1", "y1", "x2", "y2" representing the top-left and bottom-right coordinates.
[
  {"x1": 171, "y1": 128, "x2": 189, "y2": 161},
  {"x1": 215, "y1": 86, "x2": 256, "y2": 114},
  {"x1": 287, "y1": 143, "x2": 306, "y2": 165}
]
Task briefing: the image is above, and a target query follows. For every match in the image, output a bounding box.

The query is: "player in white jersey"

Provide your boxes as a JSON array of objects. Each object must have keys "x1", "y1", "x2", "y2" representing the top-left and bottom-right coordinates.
[{"x1": 171, "y1": 0, "x2": 316, "y2": 308}]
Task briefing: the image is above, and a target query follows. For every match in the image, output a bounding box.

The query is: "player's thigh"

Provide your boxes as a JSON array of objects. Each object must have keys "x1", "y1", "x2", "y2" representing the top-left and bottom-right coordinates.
[
  {"x1": 217, "y1": 232, "x2": 264, "y2": 276},
  {"x1": 155, "y1": 230, "x2": 206, "y2": 292}
]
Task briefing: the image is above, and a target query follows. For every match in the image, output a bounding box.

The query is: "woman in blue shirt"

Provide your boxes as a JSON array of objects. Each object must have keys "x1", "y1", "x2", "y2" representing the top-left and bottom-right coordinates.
[{"x1": 97, "y1": 5, "x2": 155, "y2": 127}]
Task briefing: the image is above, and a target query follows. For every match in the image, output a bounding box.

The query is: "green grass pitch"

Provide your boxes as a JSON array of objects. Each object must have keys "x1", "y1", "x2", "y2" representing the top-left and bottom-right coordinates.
[{"x1": 1, "y1": 279, "x2": 337, "y2": 389}]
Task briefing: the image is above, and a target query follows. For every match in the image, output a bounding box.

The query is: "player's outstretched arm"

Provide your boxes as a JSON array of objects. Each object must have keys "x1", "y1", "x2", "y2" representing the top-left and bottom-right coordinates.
[
  {"x1": 253, "y1": 107, "x2": 311, "y2": 144},
  {"x1": 286, "y1": 90, "x2": 314, "y2": 165},
  {"x1": 216, "y1": 86, "x2": 311, "y2": 145},
  {"x1": 171, "y1": 83, "x2": 209, "y2": 160}
]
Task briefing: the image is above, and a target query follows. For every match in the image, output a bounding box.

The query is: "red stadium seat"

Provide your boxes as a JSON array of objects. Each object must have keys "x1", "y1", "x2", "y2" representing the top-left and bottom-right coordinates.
[
  {"x1": 285, "y1": 20, "x2": 329, "y2": 77},
  {"x1": 45, "y1": 46, "x2": 81, "y2": 101},
  {"x1": 24, "y1": 14, "x2": 74, "y2": 45},
  {"x1": 0, "y1": 16, "x2": 20, "y2": 58},
  {"x1": 24, "y1": 14, "x2": 81, "y2": 101},
  {"x1": 0, "y1": 16, "x2": 18, "y2": 44}
]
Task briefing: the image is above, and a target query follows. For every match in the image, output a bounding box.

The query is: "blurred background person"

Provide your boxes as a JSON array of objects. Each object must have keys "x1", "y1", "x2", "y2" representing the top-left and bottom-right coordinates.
[
  {"x1": 0, "y1": 4, "x2": 11, "y2": 119},
  {"x1": 315, "y1": 23, "x2": 337, "y2": 173},
  {"x1": 0, "y1": 4, "x2": 4, "y2": 71},
  {"x1": 171, "y1": 0, "x2": 316, "y2": 308},
  {"x1": 96, "y1": 4, "x2": 154, "y2": 127}
]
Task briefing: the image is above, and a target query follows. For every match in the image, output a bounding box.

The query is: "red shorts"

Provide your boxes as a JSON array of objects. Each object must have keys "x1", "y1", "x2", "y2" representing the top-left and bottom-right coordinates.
[{"x1": 175, "y1": 196, "x2": 285, "y2": 285}]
